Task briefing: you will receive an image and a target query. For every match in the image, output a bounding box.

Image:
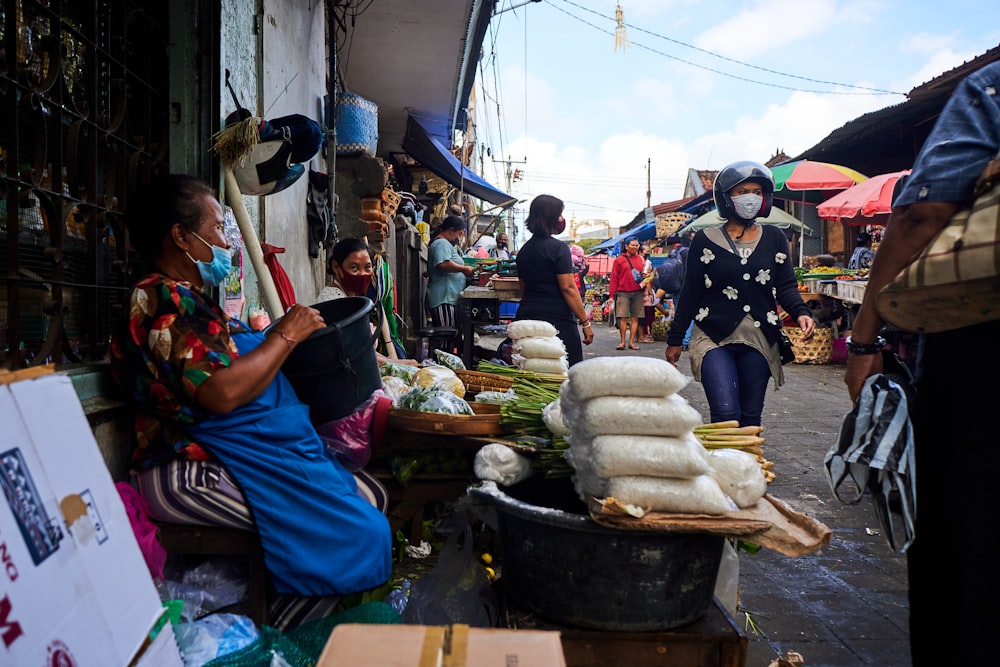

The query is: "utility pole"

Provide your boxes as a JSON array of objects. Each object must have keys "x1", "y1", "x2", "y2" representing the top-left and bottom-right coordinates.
[
  {"x1": 493, "y1": 154, "x2": 526, "y2": 247},
  {"x1": 646, "y1": 157, "x2": 651, "y2": 208}
]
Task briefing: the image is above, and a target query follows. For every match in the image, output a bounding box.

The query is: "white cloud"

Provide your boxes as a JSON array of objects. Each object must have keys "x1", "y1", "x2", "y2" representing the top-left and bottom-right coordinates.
[{"x1": 481, "y1": 1, "x2": 998, "y2": 236}]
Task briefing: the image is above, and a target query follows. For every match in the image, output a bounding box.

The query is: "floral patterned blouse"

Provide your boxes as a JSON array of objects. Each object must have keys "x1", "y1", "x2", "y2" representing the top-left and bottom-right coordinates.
[
  {"x1": 666, "y1": 224, "x2": 810, "y2": 348},
  {"x1": 110, "y1": 273, "x2": 252, "y2": 469}
]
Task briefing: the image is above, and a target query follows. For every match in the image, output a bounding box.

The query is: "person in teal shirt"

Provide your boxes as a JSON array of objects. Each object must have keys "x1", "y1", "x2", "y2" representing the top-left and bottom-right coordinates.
[{"x1": 426, "y1": 214, "x2": 474, "y2": 328}]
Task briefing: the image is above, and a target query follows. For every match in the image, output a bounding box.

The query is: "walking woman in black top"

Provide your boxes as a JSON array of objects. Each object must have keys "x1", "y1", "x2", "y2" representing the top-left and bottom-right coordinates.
[
  {"x1": 665, "y1": 161, "x2": 815, "y2": 425},
  {"x1": 515, "y1": 194, "x2": 594, "y2": 365}
]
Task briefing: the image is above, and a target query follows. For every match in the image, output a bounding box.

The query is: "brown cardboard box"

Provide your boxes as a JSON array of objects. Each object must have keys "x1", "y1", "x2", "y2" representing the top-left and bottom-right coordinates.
[{"x1": 317, "y1": 624, "x2": 567, "y2": 667}]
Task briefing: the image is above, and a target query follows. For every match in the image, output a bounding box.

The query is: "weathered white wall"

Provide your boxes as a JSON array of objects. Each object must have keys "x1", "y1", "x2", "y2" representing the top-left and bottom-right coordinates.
[
  {"x1": 220, "y1": 0, "x2": 264, "y2": 317},
  {"x1": 218, "y1": 1, "x2": 327, "y2": 317},
  {"x1": 261, "y1": 2, "x2": 328, "y2": 307}
]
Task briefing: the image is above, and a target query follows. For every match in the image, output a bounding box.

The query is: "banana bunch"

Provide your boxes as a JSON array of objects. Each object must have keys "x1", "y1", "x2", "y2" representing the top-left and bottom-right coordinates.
[{"x1": 693, "y1": 421, "x2": 775, "y2": 482}]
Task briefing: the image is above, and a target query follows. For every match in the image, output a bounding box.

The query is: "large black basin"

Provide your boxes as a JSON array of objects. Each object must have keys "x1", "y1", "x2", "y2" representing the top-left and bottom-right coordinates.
[{"x1": 470, "y1": 476, "x2": 724, "y2": 631}]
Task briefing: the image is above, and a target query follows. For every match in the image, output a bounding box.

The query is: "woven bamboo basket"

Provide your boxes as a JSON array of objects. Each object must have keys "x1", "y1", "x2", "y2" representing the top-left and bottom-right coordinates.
[
  {"x1": 381, "y1": 188, "x2": 402, "y2": 219},
  {"x1": 455, "y1": 369, "x2": 515, "y2": 395},
  {"x1": 785, "y1": 326, "x2": 833, "y2": 364}
]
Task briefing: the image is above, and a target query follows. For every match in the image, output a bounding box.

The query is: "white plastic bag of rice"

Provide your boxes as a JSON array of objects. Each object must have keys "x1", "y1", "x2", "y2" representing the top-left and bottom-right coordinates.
[
  {"x1": 474, "y1": 443, "x2": 535, "y2": 486},
  {"x1": 513, "y1": 354, "x2": 569, "y2": 375},
  {"x1": 572, "y1": 465, "x2": 608, "y2": 501},
  {"x1": 606, "y1": 475, "x2": 735, "y2": 514},
  {"x1": 541, "y1": 399, "x2": 569, "y2": 437},
  {"x1": 590, "y1": 434, "x2": 710, "y2": 479},
  {"x1": 507, "y1": 319, "x2": 558, "y2": 341},
  {"x1": 513, "y1": 335, "x2": 566, "y2": 359},
  {"x1": 573, "y1": 394, "x2": 703, "y2": 438},
  {"x1": 705, "y1": 448, "x2": 767, "y2": 508},
  {"x1": 566, "y1": 356, "x2": 689, "y2": 401},
  {"x1": 558, "y1": 380, "x2": 581, "y2": 424}
]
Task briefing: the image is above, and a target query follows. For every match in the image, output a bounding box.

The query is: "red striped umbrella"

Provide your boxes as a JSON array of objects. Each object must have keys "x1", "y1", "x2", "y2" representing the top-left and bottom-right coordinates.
[{"x1": 817, "y1": 170, "x2": 911, "y2": 225}]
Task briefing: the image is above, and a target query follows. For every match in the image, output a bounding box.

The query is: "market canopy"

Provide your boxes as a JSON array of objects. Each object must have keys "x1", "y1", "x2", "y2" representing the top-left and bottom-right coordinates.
[
  {"x1": 402, "y1": 116, "x2": 517, "y2": 208},
  {"x1": 677, "y1": 206, "x2": 815, "y2": 236},
  {"x1": 589, "y1": 220, "x2": 658, "y2": 255},
  {"x1": 817, "y1": 170, "x2": 911, "y2": 225}
]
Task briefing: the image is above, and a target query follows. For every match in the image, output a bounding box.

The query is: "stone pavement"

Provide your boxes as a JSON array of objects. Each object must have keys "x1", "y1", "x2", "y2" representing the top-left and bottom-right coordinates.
[{"x1": 581, "y1": 324, "x2": 911, "y2": 667}]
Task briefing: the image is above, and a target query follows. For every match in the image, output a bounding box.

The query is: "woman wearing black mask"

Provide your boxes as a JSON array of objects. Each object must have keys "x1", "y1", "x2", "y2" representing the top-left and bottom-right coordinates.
[
  {"x1": 316, "y1": 237, "x2": 419, "y2": 366},
  {"x1": 514, "y1": 194, "x2": 594, "y2": 365}
]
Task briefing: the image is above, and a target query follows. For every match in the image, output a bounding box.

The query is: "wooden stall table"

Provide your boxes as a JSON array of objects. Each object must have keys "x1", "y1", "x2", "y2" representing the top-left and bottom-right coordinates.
[
  {"x1": 375, "y1": 405, "x2": 511, "y2": 543},
  {"x1": 458, "y1": 286, "x2": 520, "y2": 368}
]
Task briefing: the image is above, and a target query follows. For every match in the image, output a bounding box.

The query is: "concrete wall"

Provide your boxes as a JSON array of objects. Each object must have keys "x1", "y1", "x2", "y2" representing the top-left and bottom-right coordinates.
[
  {"x1": 260, "y1": 2, "x2": 328, "y2": 307},
  {"x1": 221, "y1": 1, "x2": 264, "y2": 317},
  {"x1": 217, "y1": 1, "x2": 328, "y2": 318}
]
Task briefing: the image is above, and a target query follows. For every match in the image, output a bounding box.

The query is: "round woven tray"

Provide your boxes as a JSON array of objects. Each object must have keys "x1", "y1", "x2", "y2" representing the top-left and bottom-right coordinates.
[{"x1": 387, "y1": 401, "x2": 510, "y2": 436}]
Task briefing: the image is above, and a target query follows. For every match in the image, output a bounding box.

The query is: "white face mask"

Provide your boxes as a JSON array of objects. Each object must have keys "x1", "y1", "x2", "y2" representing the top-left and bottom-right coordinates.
[{"x1": 731, "y1": 193, "x2": 763, "y2": 221}]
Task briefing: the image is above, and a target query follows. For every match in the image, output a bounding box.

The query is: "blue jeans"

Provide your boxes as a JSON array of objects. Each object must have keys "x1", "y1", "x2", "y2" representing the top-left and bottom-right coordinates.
[{"x1": 699, "y1": 344, "x2": 771, "y2": 426}]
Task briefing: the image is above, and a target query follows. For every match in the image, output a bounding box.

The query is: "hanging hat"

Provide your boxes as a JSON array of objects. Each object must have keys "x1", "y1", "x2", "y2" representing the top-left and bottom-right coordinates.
[{"x1": 214, "y1": 112, "x2": 323, "y2": 196}]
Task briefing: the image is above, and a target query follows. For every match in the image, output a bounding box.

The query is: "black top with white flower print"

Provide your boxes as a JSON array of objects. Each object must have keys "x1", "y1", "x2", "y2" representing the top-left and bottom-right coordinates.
[{"x1": 666, "y1": 224, "x2": 811, "y2": 347}]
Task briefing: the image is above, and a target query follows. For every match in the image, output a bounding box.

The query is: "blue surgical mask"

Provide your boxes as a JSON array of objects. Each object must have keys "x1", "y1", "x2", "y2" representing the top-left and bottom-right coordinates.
[
  {"x1": 731, "y1": 193, "x2": 763, "y2": 221},
  {"x1": 186, "y1": 231, "x2": 233, "y2": 287}
]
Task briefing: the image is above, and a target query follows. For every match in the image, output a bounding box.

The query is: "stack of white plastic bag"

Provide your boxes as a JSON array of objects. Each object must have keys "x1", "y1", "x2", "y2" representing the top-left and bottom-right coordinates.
[
  {"x1": 506, "y1": 319, "x2": 568, "y2": 375},
  {"x1": 559, "y1": 356, "x2": 767, "y2": 514}
]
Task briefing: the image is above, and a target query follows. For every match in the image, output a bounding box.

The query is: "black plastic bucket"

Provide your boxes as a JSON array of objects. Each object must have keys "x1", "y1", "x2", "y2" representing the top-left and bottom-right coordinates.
[
  {"x1": 469, "y1": 477, "x2": 724, "y2": 631},
  {"x1": 280, "y1": 297, "x2": 381, "y2": 424}
]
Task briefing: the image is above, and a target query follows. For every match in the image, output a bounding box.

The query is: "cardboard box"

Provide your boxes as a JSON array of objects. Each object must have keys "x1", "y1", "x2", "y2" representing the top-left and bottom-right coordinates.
[
  {"x1": 0, "y1": 372, "x2": 182, "y2": 666},
  {"x1": 317, "y1": 624, "x2": 567, "y2": 667}
]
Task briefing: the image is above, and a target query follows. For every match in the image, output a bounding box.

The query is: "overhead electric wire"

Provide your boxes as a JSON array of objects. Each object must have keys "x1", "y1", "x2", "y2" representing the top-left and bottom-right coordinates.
[{"x1": 551, "y1": 0, "x2": 906, "y2": 97}]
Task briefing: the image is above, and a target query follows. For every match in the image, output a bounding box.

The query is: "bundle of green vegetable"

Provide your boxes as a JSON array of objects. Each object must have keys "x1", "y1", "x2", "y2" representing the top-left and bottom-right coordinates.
[
  {"x1": 496, "y1": 375, "x2": 572, "y2": 478},
  {"x1": 477, "y1": 360, "x2": 566, "y2": 394}
]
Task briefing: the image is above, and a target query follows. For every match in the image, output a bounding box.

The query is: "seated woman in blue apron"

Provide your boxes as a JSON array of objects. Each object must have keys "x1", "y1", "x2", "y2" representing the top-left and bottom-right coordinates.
[{"x1": 110, "y1": 175, "x2": 392, "y2": 629}]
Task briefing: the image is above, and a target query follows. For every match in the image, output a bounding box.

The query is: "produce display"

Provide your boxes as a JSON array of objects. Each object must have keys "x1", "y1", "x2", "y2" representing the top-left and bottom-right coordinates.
[{"x1": 398, "y1": 385, "x2": 473, "y2": 415}]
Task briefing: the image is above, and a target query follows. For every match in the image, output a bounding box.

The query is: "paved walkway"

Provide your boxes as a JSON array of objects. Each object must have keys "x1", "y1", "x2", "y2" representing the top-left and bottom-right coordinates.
[{"x1": 582, "y1": 324, "x2": 911, "y2": 667}]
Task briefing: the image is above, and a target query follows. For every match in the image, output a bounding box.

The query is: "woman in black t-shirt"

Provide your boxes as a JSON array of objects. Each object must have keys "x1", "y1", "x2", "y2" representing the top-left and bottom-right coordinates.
[{"x1": 515, "y1": 195, "x2": 594, "y2": 365}]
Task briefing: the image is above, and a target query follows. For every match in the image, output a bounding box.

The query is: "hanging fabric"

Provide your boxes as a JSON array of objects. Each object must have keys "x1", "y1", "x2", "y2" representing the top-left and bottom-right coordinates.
[
  {"x1": 306, "y1": 170, "x2": 332, "y2": 259},
  {"x1": 261, "y1": 244, "x2": 297, "y2": 311}
]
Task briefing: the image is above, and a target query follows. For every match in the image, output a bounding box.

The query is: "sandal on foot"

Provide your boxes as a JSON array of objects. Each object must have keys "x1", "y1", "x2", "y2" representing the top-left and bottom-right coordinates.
[
  {"x1": 629, "y1": 343, "x2": 641, "y2": 350},
  {"x1": 615, "y1": 343, "x2": 626, "y2": 350}
]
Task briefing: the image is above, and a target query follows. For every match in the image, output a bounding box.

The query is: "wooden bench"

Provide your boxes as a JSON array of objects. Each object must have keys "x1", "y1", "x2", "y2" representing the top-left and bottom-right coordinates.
[{"x1": 153, "y1": 522, "x2": 271, "y2": 627}]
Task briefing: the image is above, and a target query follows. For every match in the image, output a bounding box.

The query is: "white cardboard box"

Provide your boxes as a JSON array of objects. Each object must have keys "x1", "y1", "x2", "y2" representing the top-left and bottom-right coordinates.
[
  {"x1": 317, "y1": 623, "x2": 567, "y2": 667},
  {"x1": 0, "y1": 372, "x2": 182, "y2": 666}
]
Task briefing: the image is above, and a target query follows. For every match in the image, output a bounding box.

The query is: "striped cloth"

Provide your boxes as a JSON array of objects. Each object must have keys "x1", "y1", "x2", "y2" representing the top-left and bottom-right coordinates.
[
  {"x1": 825, "y1": 373, "x2": 916, "y2": 553},
  {"x1": 134, "y1": 460, "x2": 390, "y2": 630}
]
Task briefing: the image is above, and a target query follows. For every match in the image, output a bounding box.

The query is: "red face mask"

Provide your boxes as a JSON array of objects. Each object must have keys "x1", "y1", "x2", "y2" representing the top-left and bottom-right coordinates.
[
  {"x1": 555, "y1": 218, "x2": 566, "y2": 235},
  {"x1": 339, "y1": 272, "x2": 372, "y2": 296}
]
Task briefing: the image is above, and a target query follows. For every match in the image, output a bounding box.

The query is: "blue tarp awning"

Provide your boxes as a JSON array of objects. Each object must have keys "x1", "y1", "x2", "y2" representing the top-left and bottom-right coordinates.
[
  {"x1": 403, "y1": 116, "x2": 517, "y2": 208},
  {"x1": 590, "y1": 220, "x2": 658, "y2": 254}
]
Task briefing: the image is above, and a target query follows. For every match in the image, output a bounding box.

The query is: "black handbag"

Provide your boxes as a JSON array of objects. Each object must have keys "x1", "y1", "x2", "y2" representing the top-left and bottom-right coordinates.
[{"x1": 779, "y1": 330, "x2": 796, "y2": 365}]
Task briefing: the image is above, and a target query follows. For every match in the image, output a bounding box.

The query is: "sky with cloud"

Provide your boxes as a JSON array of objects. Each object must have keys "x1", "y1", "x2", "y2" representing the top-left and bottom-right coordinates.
[{"x1": 470, "y1": 0, "x2": 999, "y2": 244}]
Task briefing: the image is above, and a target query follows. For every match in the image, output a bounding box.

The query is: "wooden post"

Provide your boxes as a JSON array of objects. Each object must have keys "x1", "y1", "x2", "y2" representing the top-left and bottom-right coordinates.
[{"x1": 223, "y1": 166, "x2": 284, "y2": 319}]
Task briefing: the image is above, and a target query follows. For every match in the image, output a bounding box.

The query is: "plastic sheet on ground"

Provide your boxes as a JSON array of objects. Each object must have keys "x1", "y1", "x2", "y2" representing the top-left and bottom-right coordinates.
[{"x1": 588, "y1": 493, "x2": 831, "y2": 557}]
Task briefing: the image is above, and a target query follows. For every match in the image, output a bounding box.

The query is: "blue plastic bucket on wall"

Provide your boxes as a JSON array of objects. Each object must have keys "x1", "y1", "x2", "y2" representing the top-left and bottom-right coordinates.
[{"x1": 280, "y1": 297, "x2": 381, "y2": 424}]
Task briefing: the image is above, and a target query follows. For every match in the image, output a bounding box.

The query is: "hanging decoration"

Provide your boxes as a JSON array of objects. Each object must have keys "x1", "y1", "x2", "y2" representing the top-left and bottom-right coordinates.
[{"x1": 614, "y1": 4, "x2": 630, "y2": 52}]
